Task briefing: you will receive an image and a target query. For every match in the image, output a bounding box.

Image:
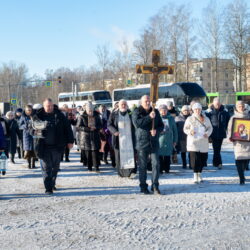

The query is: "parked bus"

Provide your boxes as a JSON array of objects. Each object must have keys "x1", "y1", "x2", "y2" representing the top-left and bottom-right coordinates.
[
  {"x1": 112, "y1": 82, "x2": 207, "y2": 109},
  {"x1": 58, "y1": 90, "x2": 112, "y2": 108}
]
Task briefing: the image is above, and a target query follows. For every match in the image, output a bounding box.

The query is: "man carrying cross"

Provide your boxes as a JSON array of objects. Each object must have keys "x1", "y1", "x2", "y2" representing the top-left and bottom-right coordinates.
[
  {"x1": 132, "y1": 95, "x2": 164, "y2": 194},
  {"x1": 132, "y1": 50, "x2": 173, "y2": 194}
]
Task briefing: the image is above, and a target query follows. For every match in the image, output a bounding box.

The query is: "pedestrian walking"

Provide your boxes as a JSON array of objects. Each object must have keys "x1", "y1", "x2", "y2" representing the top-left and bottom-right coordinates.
[
  {"x1": 228, "y1": 101, "x2": 250, "y2": 185},
  {"x1": 33, "y1": 98, "x2": 74, "y2": 194},
  {"x1": 183, "y1": 103, "x2": 213, "y2": 183},
  {"x1": 132, "y1": 95, "x2": 164, "y2": 194}
]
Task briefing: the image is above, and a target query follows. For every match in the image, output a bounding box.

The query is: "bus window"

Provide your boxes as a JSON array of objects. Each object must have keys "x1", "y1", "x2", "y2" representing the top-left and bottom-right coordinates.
[
  {"x1": 59, "y1": 96, "x2": 71, "y2": 102},
  {"x1": 93, "y1": 92, "x2": 111, "y2": 100}
]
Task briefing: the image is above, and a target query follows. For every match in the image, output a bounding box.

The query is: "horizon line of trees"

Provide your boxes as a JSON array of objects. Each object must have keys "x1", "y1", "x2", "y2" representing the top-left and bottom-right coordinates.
[{"x1": 0, "y1": 0, "x2": 249, "y2": 108}]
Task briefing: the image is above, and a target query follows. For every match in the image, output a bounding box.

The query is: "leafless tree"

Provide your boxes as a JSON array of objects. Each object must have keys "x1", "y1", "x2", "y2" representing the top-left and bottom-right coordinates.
[
  {"x1": 95, "y1": 44, "x2": 110, "y2": 89},
  {"x1": 223, "y1": 0, "x2": 250, "y2": 91}
]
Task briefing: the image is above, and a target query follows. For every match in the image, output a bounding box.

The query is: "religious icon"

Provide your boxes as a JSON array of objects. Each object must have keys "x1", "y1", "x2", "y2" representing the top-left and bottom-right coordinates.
[{"x1": 231, "y1": 118, "x2": 250, "y2": 142}]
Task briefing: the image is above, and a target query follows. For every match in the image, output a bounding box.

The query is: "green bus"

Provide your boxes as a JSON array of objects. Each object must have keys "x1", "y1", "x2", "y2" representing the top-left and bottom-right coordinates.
[{"x1": 207, "y1": 92, "x2": 250, "y2": 105}]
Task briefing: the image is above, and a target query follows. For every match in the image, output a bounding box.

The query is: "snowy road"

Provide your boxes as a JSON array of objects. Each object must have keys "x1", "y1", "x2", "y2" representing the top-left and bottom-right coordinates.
[{"x1": 1, "y1": 141, "x2": 250, "y2": 250}]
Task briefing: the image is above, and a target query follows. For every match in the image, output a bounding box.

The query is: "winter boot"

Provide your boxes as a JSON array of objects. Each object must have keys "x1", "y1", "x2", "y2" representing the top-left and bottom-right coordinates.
[
  {"x1": 27, "y1": 158, "x2": 31, "y2": 169},
  {"x1": 32, "y1": 158, "x2": 36, "y2": 168},
  {"x1": 10, "y1": 154, "x2": 15, "y2": 164},
  {"x1": 198, "y1": 173, "x2": 203, "y2": 183},
  {"x1": 193, "y1": 173, "x2": 198, "y2": 184},
  {"x1": 237, "y1": 164, "x2": 245, "y2": 185},
  {"x1": 17, "y1": 147, "x2": 21, "y2": 159}
]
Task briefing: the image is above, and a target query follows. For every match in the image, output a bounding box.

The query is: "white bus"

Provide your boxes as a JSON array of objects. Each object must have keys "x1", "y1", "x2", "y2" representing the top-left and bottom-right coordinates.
[
  {"x1": 112, "y1": 82, "x2": 207, "y2": 109},
  {"x1": 58, "y1": 90, "x2": 112, "y2": 108}
]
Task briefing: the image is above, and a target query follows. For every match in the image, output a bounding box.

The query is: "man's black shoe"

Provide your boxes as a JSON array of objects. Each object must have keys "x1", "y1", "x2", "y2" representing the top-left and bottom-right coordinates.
[
  {"x1": 65, "y1": 159, "x2": 70, "y2": 162},
  {"x1": 53, "y1": 186, "x2": 57, "y2": 191},
  {"x1": 45, "y1": 190, "x2": 53, "y2": 195},
  {"x1": 140, "y1": 189, "x2": 150, "y2": 194}
]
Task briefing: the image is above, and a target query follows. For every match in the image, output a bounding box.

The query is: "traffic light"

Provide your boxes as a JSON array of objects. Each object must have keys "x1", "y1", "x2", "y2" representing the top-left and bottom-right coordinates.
[{"x1": 58, "y1": 76, "x2": 62, "y2": 84}]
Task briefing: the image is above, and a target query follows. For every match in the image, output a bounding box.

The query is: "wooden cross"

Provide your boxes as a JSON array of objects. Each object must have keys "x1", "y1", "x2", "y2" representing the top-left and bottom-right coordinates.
[{"x1": 136, "y1": 50, "x2": 174, "y2": 109}]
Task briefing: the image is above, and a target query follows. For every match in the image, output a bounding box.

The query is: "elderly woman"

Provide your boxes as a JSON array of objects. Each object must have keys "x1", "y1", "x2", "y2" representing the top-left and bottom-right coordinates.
[
  {"x1": 76, "y1": 102, "x2": 102, "y2": 172},
  {"x1": 228, "y1": 101, "x2": 250, "y2": 185},
  {"x1": 184, "y1": 103, "x2": 213, "y2": 183},
  {"x1": 108, "y1": 99, "x2": 136, "y2": 177},
  {"x1": 175, "y1": 105, "x2": 191, "y2": 169},
  {"x1": 19, "y1": 105, "x2": 36, "y2": 169},
  {"x1": 5, "y1": 111, "x2": 21, "y2": 164},
  {"x1": 158, "y1": 104, "x2": 178, "y2": 174}
]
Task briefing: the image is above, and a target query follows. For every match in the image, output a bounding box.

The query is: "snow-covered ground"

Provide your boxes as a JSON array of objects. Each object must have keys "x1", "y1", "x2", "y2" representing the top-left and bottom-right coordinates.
[{"x1": 1, "y1": 140, "x2": 250, "y2": 250}]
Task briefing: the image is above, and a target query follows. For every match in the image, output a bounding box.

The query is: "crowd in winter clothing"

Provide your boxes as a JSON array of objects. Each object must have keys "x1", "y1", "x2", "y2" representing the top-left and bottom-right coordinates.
[{"x1": 0, "y1": 96, "x2": 250, "y2": 195}]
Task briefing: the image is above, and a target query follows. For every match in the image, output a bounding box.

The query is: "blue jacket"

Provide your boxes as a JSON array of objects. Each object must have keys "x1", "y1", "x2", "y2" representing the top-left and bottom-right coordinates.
[{"x1": 206, "y1": 105, "x2": 230, "y2": 139}]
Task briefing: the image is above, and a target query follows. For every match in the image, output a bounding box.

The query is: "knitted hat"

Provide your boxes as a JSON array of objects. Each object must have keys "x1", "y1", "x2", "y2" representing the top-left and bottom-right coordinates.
[
  {"x1": 159, "y1": 104, "x2": 168, "y2": 110},
  {"x1": 192, "y1": 103, "x2": 202, "y2": 110}
]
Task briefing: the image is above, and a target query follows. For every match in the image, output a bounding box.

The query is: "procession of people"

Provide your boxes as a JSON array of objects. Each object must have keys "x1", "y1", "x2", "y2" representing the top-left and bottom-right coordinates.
[{"x1": 0, "y1": 96, "x2": 250, "y2": 195}]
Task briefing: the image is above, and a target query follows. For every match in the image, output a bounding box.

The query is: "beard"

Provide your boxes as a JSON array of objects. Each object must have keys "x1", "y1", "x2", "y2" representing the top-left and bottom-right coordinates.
[{"x1": 119, "y1": 108, "x2": 127, "y2": 112}]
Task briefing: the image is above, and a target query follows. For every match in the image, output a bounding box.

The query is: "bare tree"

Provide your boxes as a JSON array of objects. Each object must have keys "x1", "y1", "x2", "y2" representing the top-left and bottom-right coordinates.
[
  {"x1": 0, "y1": 61, "x2": 28, "y2": 108},
  {"x1": 223, "y1": 0, "x2": 250, "y2": 91},
  {"x1": 95, "y1": 44, "x2": 110, "y2": 89},
  {"x1": 199, "y1": 0, "x2": 223, "y2": 92}
]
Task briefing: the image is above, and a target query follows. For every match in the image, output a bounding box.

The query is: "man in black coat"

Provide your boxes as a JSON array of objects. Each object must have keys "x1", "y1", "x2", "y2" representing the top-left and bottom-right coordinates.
[
  {"x1": 206, "y1": 98, "x2": 230, "y2": 169},
  {"x1": 132, "y1": 95, "x2": 164, "y2": 194},
  {"x1": 33, "y1": 98, "x2": 74, "y2": 195}
]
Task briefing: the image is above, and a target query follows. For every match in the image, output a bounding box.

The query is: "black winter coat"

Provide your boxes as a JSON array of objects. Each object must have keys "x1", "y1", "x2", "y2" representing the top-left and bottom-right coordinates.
[
  {"x1": 206, "y1": 105, "x2": 230, "y2": 139},
  {"x1": 107, "y1": 110, "x2": 135, "y2": 150},
  {"x1": 6, "y1": 119, "x2": 21, "y2": 154},
  {"x1": 33, "y1": 105, "x2": 74, "y2": 149},
  {"x1": 76, "y1": 111, "x2": 102, "y2": 151},
  {"x1": 132, "y1": 106, "x2": 164, "y2": 152}
]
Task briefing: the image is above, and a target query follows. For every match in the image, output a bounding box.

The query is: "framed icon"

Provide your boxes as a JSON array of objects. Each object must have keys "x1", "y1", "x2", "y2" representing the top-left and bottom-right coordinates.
[{"x1": 231, "y1": 118, "x2": 250, "y2": 142}]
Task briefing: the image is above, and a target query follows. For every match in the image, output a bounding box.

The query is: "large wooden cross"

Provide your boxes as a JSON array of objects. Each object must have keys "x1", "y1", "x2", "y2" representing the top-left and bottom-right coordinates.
[{"x1": 136, "y1": 50, "x2": 174, "y2": 109}]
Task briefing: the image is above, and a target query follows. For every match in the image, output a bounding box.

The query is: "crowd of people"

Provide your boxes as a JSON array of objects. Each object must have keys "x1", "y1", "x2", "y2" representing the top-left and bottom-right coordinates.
[{"x1": 0, "y1": 96, "x2": 250, "y2": 195}]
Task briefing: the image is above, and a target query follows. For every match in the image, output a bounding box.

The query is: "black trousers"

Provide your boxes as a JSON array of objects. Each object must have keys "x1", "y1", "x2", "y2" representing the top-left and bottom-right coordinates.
[
  {"x1": 235, "y1": 160, "x2": 249, "y2": 182},
  {"x1": 85, "y1": 150, "x2": 99, "y2": 170},
  {"x1": 181, "y1": 152, "x2": 190, "y2": 168},
  {"x1": 61, "y1": 147, "x2": 70, "y2": 161},
  {"x1": 212, "y1": 138, "x2": 224, "y2": 166},
  {"x1": 159, "y1": 155, "x2": 171, "y2": 173},
  {"x1": 40, "y1": 147, "x2": 63, "y2": 192},
  {"x1": 190, "y1": 152, "x2": 207, "y2": 173},
  {"x1": 81, "y1": 149, "x2": 87, "y2": 165}
]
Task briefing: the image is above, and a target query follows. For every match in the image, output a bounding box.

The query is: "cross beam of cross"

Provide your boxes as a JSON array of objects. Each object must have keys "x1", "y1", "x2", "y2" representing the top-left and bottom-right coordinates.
[{"x1": 136, "y1": 50, "x2": 174, "y2": 108}]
